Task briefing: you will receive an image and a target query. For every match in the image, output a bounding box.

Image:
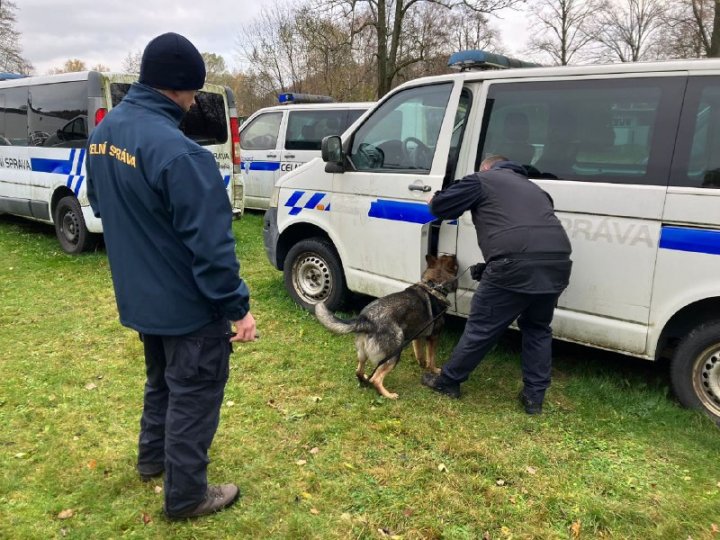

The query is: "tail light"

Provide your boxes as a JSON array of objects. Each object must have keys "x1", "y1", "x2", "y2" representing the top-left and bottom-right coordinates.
[
  {"x1": 94, "y1": 107, "x2": 107, "y2": 126},
  {"x1": 230, "y1": 117, "x2": 241, "y2": 172}
]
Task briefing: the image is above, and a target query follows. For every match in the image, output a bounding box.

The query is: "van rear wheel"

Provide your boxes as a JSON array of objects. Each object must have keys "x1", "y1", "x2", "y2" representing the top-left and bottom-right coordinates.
[
  {"x1": 670, "y1": 320, "x2": 720, "y2": 424},
  {"x1": 284, "y1": 238, "x2": 347, "y2": 312},
  {"x1": 54, "y1": 196, "x2": 98, "y2": 254}
]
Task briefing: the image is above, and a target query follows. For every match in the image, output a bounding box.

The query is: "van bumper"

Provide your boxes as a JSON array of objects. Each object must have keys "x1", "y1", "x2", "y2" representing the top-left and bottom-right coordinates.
[{"x1": 263, "y1": 207, "x2": 280, "y2": 270}]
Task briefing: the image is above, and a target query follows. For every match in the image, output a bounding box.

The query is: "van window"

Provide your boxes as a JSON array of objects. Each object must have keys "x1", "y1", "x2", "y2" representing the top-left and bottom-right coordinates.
[
  {"x1": 28, "y1": 82, "x2": 88, "y2": 147},
  {"x1": 110, "y1": 83, "x2": 228, "y2": 145},
  {"x1": 240, "y1": 112, "x2": 282, "y2": 151},
  {"x1": 349, "y1": 83, "x2": 452, "y2": 172},
  {"x1": 672, "y1": 76, "x2": 720, "y2": 189},
  {"x1": 478, "y1": 78, "x2": 684, "y2": 185},
  {"x1": 0, "y1": 87, "x2": 28, "y2": 145},
  {"x1": 285, "y1": 109, "x2": 365, "y2": 151}
]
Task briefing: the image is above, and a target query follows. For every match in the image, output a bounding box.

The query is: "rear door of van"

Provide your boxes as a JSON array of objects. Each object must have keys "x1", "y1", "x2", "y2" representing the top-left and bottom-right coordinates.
[{"x1": 240, "y1": 110, "x2": 284, "y2": 209}]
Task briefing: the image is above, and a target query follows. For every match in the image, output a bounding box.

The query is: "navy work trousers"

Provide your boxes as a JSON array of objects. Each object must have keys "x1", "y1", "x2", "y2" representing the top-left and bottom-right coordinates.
[
  {"x1": 442, "y1": 281, "x2": 561, "y2": 403},
  {"x1": 137, "y1": 318, "x2": 231, "y2": 514}
]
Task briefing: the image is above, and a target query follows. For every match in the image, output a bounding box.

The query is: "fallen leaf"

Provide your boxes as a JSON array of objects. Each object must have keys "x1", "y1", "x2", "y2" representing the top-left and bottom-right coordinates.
[
  {"x1": 344, "y1": 463, "x2": 355, "y2": 470},
  {"x1": 311, "y1": 396, "x2": 322, "y2": 402},
  {"x1": 570, "y1": 520, "x2": 581, "y2": 539},
  {"x1": 438, "y1": 463, "x2": 448, "y2": 473},
  {"x1": 310, "y1": 508, "x2": 320, "y2": 515},
  {"x1": 142, "y1": 512, "x2": 152, "y2": 525},
  {"x1": 500, "y1": 526, "x2": 511, "y2": 537},
  {"x1": 87, "y1": 459, "x2": 97, "y2": 470},
  {"x1": 526, "y1": 466, "x2": 537, "y2": 475},
  {"x1": 301, "y1": 492, "x2": 312, "y2": 499},
  {"x1": 378, "y1": 528, "x2": 391, "y2": 537},
  {"x1": 296, "y1": 459, "x2": 307, "y2": 466},
  {"x1": 482, "y1": 532, "x2": 491, "y2": 540},
  {"x1": 14, "y1": 452, "x2": 26, "y2": 459},
  {"x1": 340, "y1": 512, "x2": 352, "y2": 521},
  {"x1": 226, "y1": 400, "x2": 235, "y2": 407},
  {"x1": 310, "y1": 447, "x2": 320, "y2": 455},
  {"x1": 403, "y1": 508, "x2": 414, "y2": 517},
  {"x1": 57, "y1": 509, "x2": 74, "y2": 520},
  {"x1": 60, "y1": 528, "x2": 68, "y2": 537},
  {"x1": 509, "y1": 496, "x2": 517, "y2": 504},
  {"x1": 712, "y1": 523, "x2": 719, "y2": 535},
  {"x1": 496, "y1": 479, "x2": 505, "y2": 486},
  {"x1": 154, "y1": 486, "x2": 163, "y2": 494}
]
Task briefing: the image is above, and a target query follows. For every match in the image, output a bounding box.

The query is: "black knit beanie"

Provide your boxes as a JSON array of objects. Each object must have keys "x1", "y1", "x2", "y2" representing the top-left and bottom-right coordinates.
[{"x1": 139, "y1": 32, "x2": 206, "y2": 90}]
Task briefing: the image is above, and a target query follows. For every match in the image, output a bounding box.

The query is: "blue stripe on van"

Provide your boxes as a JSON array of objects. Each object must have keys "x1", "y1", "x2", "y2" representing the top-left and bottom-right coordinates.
[
  {"x1": 245, "y1": 161, "x2": 280, "y2": 172},
  {"x1": 659, "y1": 226, "x2": 720, "y2": 255},
  {"x1": 31, "y1": 153, "x2": 74, "y2": 175},
  {"x1": 368, "y1": 199, "x2": 436, "y2": 224}
]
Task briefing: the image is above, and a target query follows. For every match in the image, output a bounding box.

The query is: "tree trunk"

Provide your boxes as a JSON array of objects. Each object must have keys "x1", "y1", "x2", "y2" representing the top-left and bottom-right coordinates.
[{"x1": 710, "y1": 0, "x2": 720, "y2": 56}]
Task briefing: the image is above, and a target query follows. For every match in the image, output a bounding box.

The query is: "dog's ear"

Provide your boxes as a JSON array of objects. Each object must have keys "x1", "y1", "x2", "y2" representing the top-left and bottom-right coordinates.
[{"x1": 425, "y1": 254, "x2": 437, "y2": 266}]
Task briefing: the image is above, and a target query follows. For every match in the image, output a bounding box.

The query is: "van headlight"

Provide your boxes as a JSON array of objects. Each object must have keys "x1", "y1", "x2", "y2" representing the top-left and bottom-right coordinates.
[{"x1": 269, "y1": 186, "x2": 280, "y2": 208}]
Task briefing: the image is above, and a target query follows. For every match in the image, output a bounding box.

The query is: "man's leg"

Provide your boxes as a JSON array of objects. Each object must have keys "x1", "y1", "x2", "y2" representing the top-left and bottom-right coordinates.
[
  {"x1": 162, "y1": 319, "x2": 232, "y2": 516},
  {"x1": 442, "y1": 282, "x2": 528, "y2": 383},
  {"x1": 516, "y1": 293, "x2": 560, "y2": 405},
  {"x1": 138, "y1": 333, "x2": 168, "y2": 479}
]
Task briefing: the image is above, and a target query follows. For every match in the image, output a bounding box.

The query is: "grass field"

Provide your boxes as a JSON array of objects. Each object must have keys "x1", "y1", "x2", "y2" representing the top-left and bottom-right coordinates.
[{"x1": 1, "y1": 211, "x2": 719, "y2": 539}]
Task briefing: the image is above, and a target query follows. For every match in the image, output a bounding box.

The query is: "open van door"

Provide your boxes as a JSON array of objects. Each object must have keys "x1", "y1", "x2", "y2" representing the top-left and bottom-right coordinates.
[{"x1": 326, "y1": 81, "x2": 464, "y2": 297}]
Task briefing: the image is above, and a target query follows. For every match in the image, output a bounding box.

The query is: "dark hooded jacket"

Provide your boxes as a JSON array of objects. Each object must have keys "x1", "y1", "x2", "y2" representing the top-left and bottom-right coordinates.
[
  {"x1": 86, "y1": 83, "x2": 249, "y2": 335},
  {"x1": 430, "y1": 161, "x2": 572, "y2": 294}
]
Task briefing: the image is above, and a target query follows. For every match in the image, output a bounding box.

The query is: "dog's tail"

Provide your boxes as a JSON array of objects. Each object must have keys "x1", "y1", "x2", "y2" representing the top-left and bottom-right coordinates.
[{"x1": 314, "y1": 301, "x2": 373, "y2": 335}]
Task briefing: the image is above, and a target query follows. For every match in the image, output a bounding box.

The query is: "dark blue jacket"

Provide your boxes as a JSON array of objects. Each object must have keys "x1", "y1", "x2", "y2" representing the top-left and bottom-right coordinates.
[
  {"x1": 430, "y1": 161, "x2": 572, "y2": 294},
  {"x1": 87, "y1": 83, "x2": 249, "y2": 335}
]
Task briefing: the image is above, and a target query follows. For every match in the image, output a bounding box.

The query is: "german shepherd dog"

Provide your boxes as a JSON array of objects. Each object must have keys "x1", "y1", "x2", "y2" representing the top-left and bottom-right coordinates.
[{"x1": 315, "y1": 254, "x2": 458, "y2": 399}]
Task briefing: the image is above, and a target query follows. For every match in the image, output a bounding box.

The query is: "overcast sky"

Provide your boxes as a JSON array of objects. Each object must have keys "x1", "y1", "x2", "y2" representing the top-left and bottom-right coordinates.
[{"x1": 16, "y1": 0, "x2": 529, "y2": 75}]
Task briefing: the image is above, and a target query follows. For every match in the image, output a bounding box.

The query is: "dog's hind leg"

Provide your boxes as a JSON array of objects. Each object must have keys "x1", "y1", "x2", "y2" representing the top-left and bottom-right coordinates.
[
  {"x1": 355, "y1": 335, "x2": 372, "y2": 387},
  {"x1": 369, "y1": 357, "x2": 400, "y2": 399},
  {"x1": 425, "y1": 335, "x2": 441, "y2": 374},
  {"x1": 412, "y1": 339, "x2": 427, "y2": 369}
]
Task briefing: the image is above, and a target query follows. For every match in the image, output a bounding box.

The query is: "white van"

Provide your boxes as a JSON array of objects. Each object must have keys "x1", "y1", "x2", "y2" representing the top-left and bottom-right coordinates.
[
  {"x1": 263, "y1": 51, "x2": 720, "y2": 422},
  {"x1": 0, "y1": 71, "x2": 243, "y2": 254},
  {"x1": 240, "y1": 94, "x2": 373, "y2": 209}
]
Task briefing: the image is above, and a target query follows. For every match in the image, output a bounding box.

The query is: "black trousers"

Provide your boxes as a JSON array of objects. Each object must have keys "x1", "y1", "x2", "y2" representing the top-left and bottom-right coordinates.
[
  {"x1": 138, "y1": 318, "x2": 231, "y2": 514},
  {"x1": 442, "y1": 281, "x2": 561, "y2": 403}
]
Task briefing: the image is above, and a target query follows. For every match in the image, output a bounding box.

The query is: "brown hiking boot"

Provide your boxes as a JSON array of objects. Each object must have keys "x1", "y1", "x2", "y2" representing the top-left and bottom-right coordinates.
[{"x1": 165, "y1": 484, "x2": 240, "y2": 520}]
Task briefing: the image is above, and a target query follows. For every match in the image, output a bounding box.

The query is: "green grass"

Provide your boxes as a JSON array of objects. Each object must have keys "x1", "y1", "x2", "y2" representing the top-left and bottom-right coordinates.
[{"x1": 1, "y1": 212, "x2": 719, "y2": 539}]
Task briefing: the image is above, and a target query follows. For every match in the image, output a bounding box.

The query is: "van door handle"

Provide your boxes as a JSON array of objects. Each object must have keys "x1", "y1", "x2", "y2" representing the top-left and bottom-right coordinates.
[
  {"x1": 266, "y1": 153, "x2": 278, "y2": 158},
  {"x1": 408, "y1": 184, "x2": 431, "y2": 192},
  {"x1": 284, "y1": 154, "x2": 295, "y2": 158}
]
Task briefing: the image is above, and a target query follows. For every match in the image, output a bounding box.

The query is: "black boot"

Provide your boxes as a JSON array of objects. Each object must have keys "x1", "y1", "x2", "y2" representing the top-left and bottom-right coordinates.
[
  {"x1": 518, "y1": 391, "x2": 542, "y2": 415},
  {"x1": 421, "y1": 372, "x2": 461, "y2": 399}
]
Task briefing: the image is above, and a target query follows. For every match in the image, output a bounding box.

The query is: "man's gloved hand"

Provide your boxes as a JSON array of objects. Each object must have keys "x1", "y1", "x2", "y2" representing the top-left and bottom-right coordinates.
[{"x1": 470, "y1": 262, "x2": 486, "y2": 281}]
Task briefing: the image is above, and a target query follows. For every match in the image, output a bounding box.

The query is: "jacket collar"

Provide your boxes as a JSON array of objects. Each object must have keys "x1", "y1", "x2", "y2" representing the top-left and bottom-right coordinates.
[{"x1": 123, "y1": 83, "x2": 185, "y2": 125}]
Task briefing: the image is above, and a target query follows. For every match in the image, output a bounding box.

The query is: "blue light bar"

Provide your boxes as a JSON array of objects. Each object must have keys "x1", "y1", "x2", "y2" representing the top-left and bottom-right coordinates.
[
  {"x1": 278, "y1": 93, "x2": 335, "y2": 104},
  {"x1": 448, "y1": 50, "x2": 541, "y2": 71}
]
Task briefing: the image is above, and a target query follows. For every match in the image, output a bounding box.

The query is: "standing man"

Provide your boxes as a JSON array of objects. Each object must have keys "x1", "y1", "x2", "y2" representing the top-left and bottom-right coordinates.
[
  {"x1": 422, "y1": 156, "x2": 571, "y2": 414},
  {"x1": 86, "y1": 32, "x2": 256, "y2": 519}
]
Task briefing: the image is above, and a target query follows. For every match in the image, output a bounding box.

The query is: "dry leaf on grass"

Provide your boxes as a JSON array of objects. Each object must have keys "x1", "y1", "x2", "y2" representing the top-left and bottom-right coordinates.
[
  {"x1": 87, "y1": 459, "x2": 97, "y2": 470},
  {"x1": 570, "y1": 520, "x2": 582, "y2": 539},
  {"x1": 310, "y1": 508, "x2": 320, "y2": 515},
  {"x1": 482, "y1": 532, "x2": 491, "y2": 540},
  {"x1": 141, "y1": 512, "x2": 152, "y2": 525},
  {"x1": 438, "y1": 463, "x2": 448, "y2": 473},
  {"x1": 296, "y1": 459, "x2": 307, "y2": 466},
  {"x1": 85, "y1": 383, "x2": 97, "y2": 391},
  {"x1": 712, "y1": 523, "x2": 719, "y2": 535},
  {"x1": 57, "y1": 509, "x2": 74, "y2": 519},
  {"x1": 496, "y1": 479, "x2": 505, "y2": 486},
  {"x1": 310, "y1": 447, "x2": 320, "y2": 455},
  {"x1": 154, "y1": 486, "x2": 162, "y2": 494},
  {"x1": 526, "y1": 466, "x2": 537, "y2": 475}
]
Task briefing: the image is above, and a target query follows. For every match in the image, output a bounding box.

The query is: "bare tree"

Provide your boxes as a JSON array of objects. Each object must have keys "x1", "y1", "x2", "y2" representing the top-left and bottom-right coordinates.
[
  {"x1": 665, "y1": 0, "x2": 720, "y2": 58},
  {"x1": 48, "y1": 59, "x2": 87, "y2": 74},
  {"x1": 121, "y1": 51, "x2": 142, "y2": 74},
  {"x1": 0, "y1": 0, "x2": 33, "y2": 74},
  {"x1": 591, "y1": 0, "x2": 669, "y2": 62},
  {"x1": 324, "y1": 0, "x2": 523, "y2": 97},
  {"x1": 91, "y1": 64, "x2": 111, "y2": 72},
  {"x1": 527, "y1": 0, "x2": 599, "y2": 65}
]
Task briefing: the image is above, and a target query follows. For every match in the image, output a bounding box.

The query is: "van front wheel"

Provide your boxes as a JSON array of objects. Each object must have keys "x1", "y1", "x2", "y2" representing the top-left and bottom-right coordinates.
[
  {"x1": 54, "y1": 196, "x2": 98, "y2": 254},
  {"x1": 284, "y1": 238, "x2": 347, "y2": 312},
  {"x1": 670, "y1": 320, "x2": 720, "y2": 424}
]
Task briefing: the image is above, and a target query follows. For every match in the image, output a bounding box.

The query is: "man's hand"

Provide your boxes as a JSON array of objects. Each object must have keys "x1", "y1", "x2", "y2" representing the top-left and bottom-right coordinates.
[{"x1": 229, "y1": 312, "x2": 257, "y2": 342}]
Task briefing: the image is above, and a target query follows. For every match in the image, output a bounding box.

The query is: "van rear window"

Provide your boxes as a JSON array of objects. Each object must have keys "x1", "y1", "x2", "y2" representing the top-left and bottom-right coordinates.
[
  {"x1": 110, "y1": 83, "x2": 228, "y2": 145},
  {"x1": 285, "y1": 109, "x2": 365, "y2": 151}
]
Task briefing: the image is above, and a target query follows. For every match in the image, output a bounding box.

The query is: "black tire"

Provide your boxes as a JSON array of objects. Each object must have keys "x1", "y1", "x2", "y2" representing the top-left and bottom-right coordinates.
[
  {"x1": 670, "y1": 320, "x2": 720, "y2": 423},
  {"x1": 54, "y1": 196, "x2": 99, "y2": 254},
  {"x1": 283, "y1": 238, "x2": 347, "y2": 312}
]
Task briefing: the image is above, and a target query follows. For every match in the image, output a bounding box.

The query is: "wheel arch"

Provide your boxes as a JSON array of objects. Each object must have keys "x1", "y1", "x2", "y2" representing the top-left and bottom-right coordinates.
[
  {"x1": 50, "y1": 186, "x2": 75, "y2": 223},
  {"x1": 276, "y1": 222, "x2": 336, "y2": 271},
  {"x1": 656, "y1": 297, "x2": 720, "y2": 360}
]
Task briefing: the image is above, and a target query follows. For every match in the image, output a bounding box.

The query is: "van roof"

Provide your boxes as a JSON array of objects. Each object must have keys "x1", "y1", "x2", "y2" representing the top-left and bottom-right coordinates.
[{"x1": 392, "y1": 56, "x2": 720, "y2": 92}]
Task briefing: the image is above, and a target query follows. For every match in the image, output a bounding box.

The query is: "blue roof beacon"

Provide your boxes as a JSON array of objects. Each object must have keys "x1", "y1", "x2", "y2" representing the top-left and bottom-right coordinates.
[
  {"x1": 447, "y1": 50, "x2": 542, "y2": 71},
  {"x1": 278, "y1": 93, "x2": 335, "y2": 104}
]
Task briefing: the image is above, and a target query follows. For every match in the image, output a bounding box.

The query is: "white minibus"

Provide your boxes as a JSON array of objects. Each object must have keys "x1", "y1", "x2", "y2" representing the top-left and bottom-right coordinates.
[
  {"x1": 241, "y1": 94, "x2": 373, "y2": 210},
  {"x1": 263, "y1": 51, "x2": 720, "y2": 422},
  {"x1": 0, "y1": 71, "x2": 243, "y2": 254}
]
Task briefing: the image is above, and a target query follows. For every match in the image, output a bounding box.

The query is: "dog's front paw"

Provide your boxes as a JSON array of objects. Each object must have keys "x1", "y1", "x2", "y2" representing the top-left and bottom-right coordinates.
[
  {"x1": 385, "y1": 392, "x2": 399, "y2": 400},
  {"x1": 428, "y1": 367, "x2": 441, "y2": 375}
]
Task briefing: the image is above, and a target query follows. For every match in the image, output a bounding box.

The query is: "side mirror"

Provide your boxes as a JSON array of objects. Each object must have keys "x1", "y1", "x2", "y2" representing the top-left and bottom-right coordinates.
[{"x1": 321, "y1": 135, "x2": 343, "y2": 164}]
